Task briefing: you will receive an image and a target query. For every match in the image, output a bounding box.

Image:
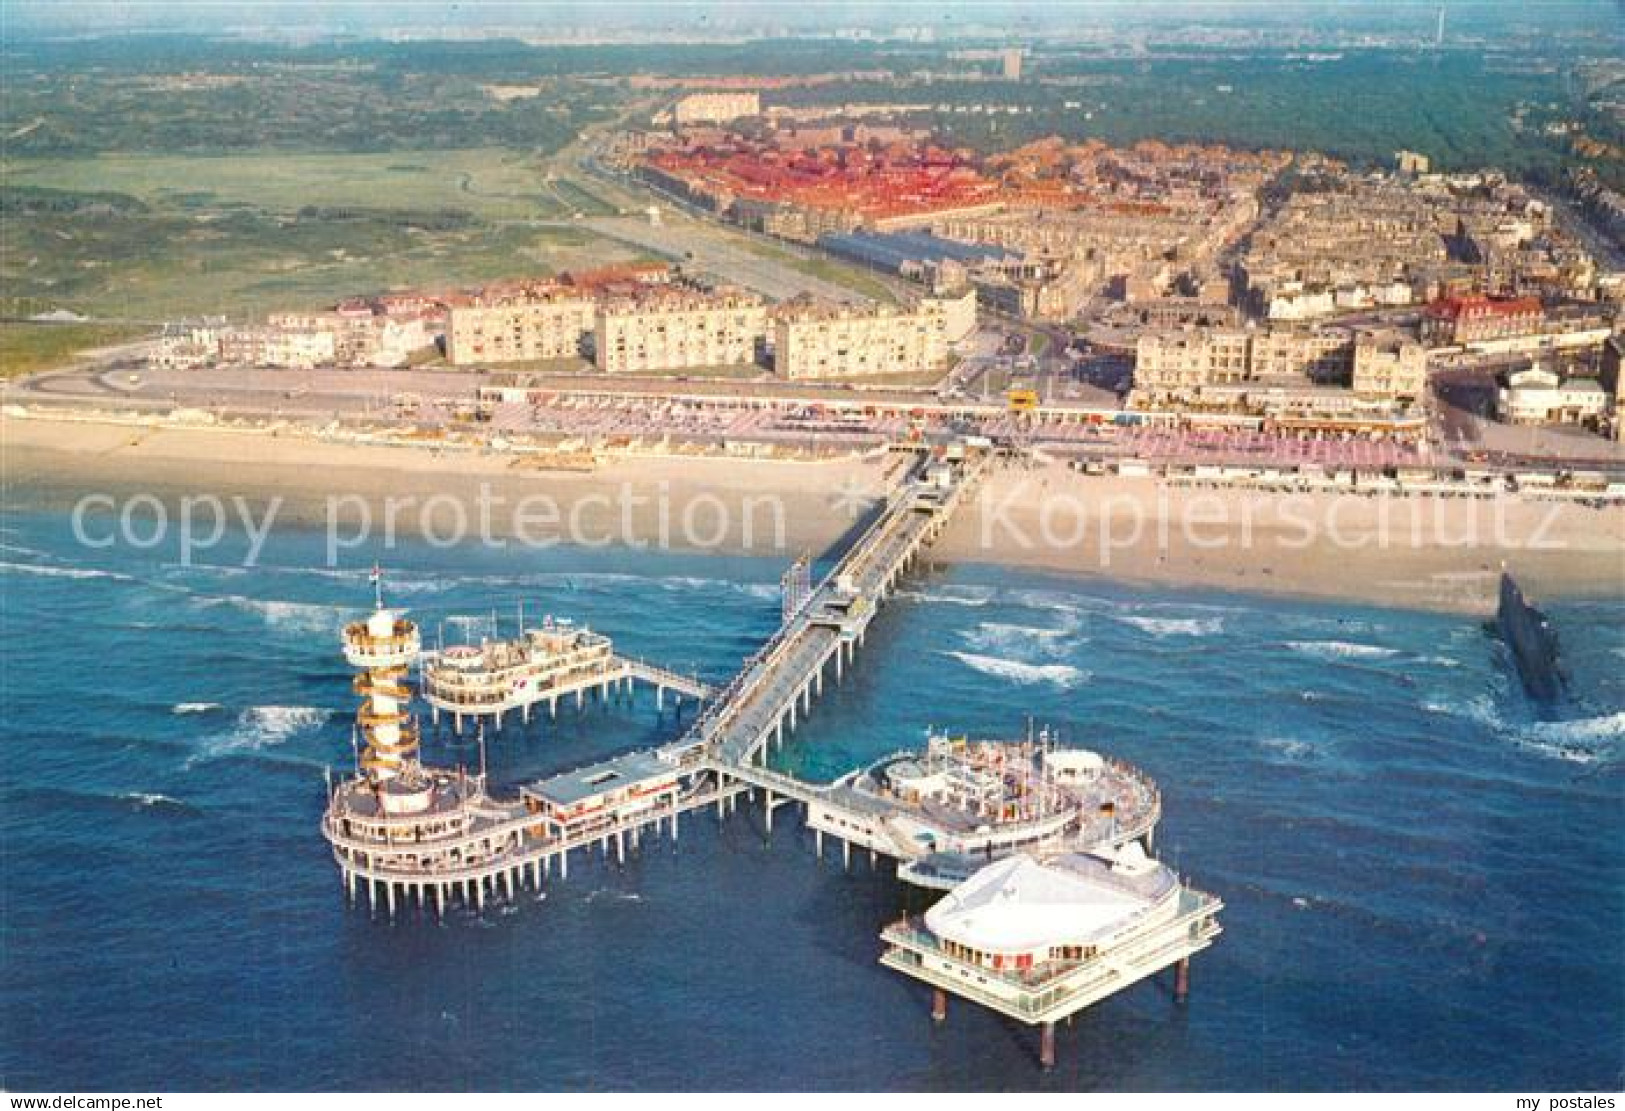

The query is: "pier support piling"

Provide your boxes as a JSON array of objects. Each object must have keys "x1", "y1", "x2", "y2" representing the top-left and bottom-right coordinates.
[
  {"x1": 931, "y1": 989, "x2": 948, "y2": 1024},
  {"x1": 1174, "y1": 957, "x2": 1190, "y2": 1002},
  {"x1": 1039, "y1": 1022, "x2": 1056, "y2": 1071}
]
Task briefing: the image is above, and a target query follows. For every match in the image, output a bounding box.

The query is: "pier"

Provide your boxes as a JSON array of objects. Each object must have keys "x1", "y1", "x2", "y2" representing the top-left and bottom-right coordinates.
[
  {"x1": 320, "y1": 443, "x2": 1221, "y2": 1069},
  {"x1": 325, "y1": 447, "x2": 990, "y2": 912}
]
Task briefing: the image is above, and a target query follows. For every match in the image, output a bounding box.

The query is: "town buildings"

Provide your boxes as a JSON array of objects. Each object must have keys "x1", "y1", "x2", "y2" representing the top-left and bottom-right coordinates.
[
  {"x1": 623, "y1": 131, "x2": 1281, "y2": 324},
  {"x1": 1239, "y1": 169, "x2": 1606, "y2": 321}
]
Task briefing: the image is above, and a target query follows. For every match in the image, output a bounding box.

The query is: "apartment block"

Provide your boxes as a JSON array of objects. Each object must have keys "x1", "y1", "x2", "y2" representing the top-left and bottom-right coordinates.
[
  {"x1": 673, "y1": 91, "x2": 761, "y2": 126},
  {"x1": 1352, "y1": 329, "x2": 1429, "y2": 401},
  {"x1": 772, "y1": 297, "x2": 951, "y2": 379},
  {"x1": 594, "y1": 287, "x2": 767, "y2": 373},
  {"x1": 1134, "y1": 325, "x2": 1428, "y2": 406},
  {"x1": 217, "y1": 325, "x2": 336, "y2": 370},
  {"x1": 267, "y1": 310, "x2": 430, "y2": 368},
  {"x1": 1132, "y1": 328, "x2": 1253, "y2": 395},
  {"x1": 1251, "y1": 327, "x2": 1355, "y2": 382},
  {"x1": 445, "y1": 295, "x2": 596, "y2": 366}
]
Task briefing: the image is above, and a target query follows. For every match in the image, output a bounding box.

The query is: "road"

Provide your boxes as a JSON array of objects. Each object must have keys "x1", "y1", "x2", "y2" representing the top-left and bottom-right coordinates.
[{"x1": 579, "y1": 217, "x2": 867, "y2": 302}]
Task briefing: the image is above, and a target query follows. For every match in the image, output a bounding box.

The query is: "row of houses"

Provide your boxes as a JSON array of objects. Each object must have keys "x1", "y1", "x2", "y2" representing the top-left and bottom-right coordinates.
[
  {"x1": 446, "y1": 281, "x2": 977, "y2": 379},
  {"x1": 153, "y1": 308, "x2": 433, "y2": 371}
]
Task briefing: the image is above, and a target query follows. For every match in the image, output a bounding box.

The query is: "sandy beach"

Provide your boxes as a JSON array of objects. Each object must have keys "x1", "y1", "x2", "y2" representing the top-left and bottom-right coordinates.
[{"x1": 5, "y1": 413, "x2": 1621, "y2": 614}]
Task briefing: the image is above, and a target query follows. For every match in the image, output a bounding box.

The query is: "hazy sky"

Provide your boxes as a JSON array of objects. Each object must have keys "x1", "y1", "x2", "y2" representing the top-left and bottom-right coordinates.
[{"x1": 4, "y1": 0, "x2": 1617, "y2": 37}]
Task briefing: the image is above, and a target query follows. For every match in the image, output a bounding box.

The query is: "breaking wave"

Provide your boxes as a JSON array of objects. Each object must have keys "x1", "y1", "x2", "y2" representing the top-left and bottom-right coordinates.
[
  {"x1": 960, "y1": 621, "x2": 1078, "y2": 657},
  {"x1": 1257, "y1": 736, "x2": 1322, "y2": 762},
  {"x1": 943, "y1": 650, "x2": 1087, "y2": 688},
  {"x1": 1117, "y1": 614, "x2": 1225, "y2": 637},
  {"x1": 1514, "y1": 712, "x2": 1625, "y2": 766},
  {"x1": 197, "y1": 594, "x2": 350, "y2": 635},
  {"x1": 271, "y1": 566, "x2": 444, "y2": 595},
  {"x1": 897, "y1": 586, "x2": 995, "y2": 608},
  {"x1": 1423, "y1": 697, "x2": 1622, "y2": 765},
  {"x1": 121, "y1": 792, "x2": 196, "y2": 815},
  {"x1": 658, "y1": 575, "x2": 781, "y2": 602},
  {"x1": 172, "y1": 702, "x2": 223, "y2": 715},
  {"x1": 186, "y1": 705, "x2": 330, "y2": 767},
  {"x1": 0, "y1": 560, "x2": 129, "y2": 582},
  {"x1": 1286, "y1": 640, "x2": 1401, "y2": 661}
]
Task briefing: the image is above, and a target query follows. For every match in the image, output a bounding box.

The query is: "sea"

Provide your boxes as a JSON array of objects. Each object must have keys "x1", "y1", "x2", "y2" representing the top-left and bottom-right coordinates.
[{"x1": 1, "y1": 505, "x2": 1621, "y2": 1091}]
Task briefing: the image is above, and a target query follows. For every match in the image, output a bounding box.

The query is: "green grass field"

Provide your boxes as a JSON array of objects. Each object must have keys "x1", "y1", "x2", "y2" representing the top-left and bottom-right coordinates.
[
  {"x1": 1, "y1": 148, "x2": 652, "y2": 323},
  {"x1": 5, "y1": 148, "x2": 568, "y2": 222},
  {"x1": 0, "y1": 322, "x2": 152, "y2": 378}
]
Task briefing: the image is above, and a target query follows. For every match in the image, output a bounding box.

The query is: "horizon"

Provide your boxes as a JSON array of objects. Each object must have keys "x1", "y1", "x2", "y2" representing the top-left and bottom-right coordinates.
[{"x1": 4, "y1": 0, "x2": 1619, "y2": 39}]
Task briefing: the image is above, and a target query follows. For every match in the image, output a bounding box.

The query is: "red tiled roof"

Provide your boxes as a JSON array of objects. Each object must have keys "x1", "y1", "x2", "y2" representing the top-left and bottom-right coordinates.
[{"x1": 1425, "y1": 295, "x2": 1542, "y2": 321}]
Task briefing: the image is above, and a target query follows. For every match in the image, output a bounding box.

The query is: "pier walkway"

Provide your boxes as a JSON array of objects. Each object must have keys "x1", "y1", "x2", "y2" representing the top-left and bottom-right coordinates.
[
  {"x1": 679, "y1": 451, "x2": 988, "y2": 775},
  {"x1": 618, "y1": 656, "x2": 713, "y2": 704}
]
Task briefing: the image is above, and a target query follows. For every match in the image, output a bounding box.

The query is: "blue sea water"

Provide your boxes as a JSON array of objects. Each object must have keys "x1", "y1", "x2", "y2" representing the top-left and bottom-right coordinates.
[{"x1": 1, "y1": 506, "x2": 1621, "y2": 1092}]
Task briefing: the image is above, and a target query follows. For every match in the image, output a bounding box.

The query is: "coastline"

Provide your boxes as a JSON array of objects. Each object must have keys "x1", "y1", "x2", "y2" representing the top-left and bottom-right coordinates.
[{"x1": 5, "y1": 412, "x2": 1621, "y2": 615}]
